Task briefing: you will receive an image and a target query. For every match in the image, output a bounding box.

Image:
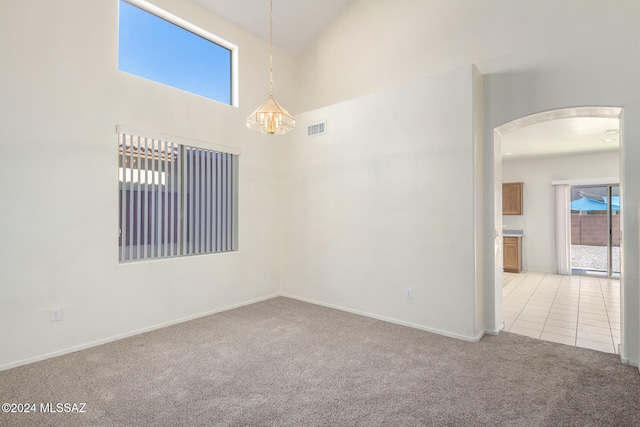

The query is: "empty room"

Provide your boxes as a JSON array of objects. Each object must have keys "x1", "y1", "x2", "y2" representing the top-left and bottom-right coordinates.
[{"x1": 1, "y1": 0, "x2": 640, "y2": 425}]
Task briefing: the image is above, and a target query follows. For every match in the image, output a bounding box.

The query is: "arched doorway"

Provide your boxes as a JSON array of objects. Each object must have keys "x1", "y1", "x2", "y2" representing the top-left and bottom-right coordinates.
[{"x1": 492, "y1": 106, "x2": 623, "y2": 354}]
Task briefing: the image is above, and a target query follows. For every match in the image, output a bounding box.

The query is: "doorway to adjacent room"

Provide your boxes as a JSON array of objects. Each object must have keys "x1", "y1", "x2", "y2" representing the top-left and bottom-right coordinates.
[{"x1": 493, "y1": 106, "x2": 623, "y2": 354}]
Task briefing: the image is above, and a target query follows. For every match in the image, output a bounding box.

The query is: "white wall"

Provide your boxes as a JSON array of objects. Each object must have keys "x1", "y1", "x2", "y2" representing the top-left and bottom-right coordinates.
[
  {"x1": 2, "y1": 0, "x2": 639, "y2": 371},
  {"x1": 502, "y1": 150, "x2": 620, "y2": 273},
  {"x1": 296, "y1": 0, "x2": 640, "y2": 365},
  {"x1": 280, "y1": 66, "x2": 485, "y2": 340},
  {"x1": 0, "y1": 0, "x2": 296, "y2": 369}
]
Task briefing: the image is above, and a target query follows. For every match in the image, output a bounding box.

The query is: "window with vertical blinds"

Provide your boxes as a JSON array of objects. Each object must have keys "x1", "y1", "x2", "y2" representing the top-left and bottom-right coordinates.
[{"x1": 118, "y1": 129, "x2": 239, "y2": 262}]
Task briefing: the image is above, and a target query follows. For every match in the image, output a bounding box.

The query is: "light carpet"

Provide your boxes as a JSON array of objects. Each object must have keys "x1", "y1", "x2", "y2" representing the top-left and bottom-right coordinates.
[{"x1": 1, "y1": 297, "x2": 639, "y2": 426}]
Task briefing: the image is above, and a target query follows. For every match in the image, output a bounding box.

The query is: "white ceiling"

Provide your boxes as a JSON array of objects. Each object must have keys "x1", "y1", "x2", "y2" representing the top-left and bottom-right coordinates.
[
  {"x1": 192, "y1": 0, "x2": 355, "y2": 55},
  {"x1": 501, "y1": 117, "x2": 620, "y2": 160}
]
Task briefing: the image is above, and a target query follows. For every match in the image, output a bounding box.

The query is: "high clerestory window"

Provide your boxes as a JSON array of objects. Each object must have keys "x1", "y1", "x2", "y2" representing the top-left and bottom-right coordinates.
[{"x1": 118, "y1": 0, "x2": 236, "y2": 105}]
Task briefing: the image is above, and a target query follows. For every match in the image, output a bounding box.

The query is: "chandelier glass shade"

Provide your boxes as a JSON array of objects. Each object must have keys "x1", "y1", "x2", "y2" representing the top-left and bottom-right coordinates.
[{"x1": 247, "y1": 95, "x2": 295, "y2": 135}]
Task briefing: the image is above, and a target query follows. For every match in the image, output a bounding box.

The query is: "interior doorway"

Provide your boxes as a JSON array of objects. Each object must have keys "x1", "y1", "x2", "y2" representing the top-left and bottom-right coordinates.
[{"x1": 493, "y1": 106, "x2": 623, "y2": 354}]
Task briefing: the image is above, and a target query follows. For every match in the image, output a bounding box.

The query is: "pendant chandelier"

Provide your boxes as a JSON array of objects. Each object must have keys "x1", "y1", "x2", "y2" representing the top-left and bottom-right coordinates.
[{"x1": 247, "y1": 0, "x2": 295, "y2": 134}]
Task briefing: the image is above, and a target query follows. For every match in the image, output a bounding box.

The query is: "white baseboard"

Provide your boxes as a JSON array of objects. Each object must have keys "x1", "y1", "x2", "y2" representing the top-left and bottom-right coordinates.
[
  {"x1": 280, "y1": 293, "x2": 484, "y2": 343},
  {"x1": 485, "y1": 322, "x2": 505, "y2": 336},
  {"x1": 11, "y1": 293, "x2": 619, "y2": 372},
  {"x1": 0, "y1": 293, "x2": 280, "y2": 372},
  {"x1": 619, "y1": 345, "x2": 639, "y2": 368}
]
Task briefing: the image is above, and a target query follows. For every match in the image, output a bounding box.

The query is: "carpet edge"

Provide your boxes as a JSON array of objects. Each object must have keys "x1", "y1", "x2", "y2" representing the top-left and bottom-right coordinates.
[
  {"x1": 280, "y1": 293, "x2": 484, "y2": 343},
  {"x1": 0, "y1": 293, "x2": 281, "y2": 372}
]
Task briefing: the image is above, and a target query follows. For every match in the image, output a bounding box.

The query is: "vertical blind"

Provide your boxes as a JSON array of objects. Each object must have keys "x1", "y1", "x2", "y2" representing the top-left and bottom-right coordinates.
[{"x1": 118, "y1": 131, "x2": 238, "y2": 262}]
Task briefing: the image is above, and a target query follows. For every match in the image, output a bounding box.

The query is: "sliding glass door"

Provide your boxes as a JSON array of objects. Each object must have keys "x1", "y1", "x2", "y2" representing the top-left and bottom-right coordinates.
[{"x1": 570, "y1": 184, "x2": 620, "y2": 277}]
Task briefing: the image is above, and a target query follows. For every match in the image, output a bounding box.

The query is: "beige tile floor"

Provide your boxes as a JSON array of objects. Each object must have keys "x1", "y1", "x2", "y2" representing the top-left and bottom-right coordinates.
[{"x1": 503, "y1": 271, "x2": 620, "y2": 354}]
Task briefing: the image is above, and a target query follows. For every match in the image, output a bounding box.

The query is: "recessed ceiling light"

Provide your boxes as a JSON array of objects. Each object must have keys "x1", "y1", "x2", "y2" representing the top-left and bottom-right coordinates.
[
  {"x1": 604, "y1": 129, "x2": 619, "y2": 135},
  {"x1": 504, "y1": 152, "x2": 513, "y2": 156},
  {"x1": 602, "y1": 138, "x2": 616, "y2": 143}
]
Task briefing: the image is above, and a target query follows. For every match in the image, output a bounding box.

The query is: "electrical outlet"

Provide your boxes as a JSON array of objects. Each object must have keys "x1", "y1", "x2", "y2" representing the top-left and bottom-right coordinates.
[
  {"x1": 405, "y1": 288, "x2": 413, "y2": 299},
  {"x1": 51, "y1": 308, "x2": 62, "y2": 322},
  {"x1": 263, "y1": 272, "x2": 268, "y2": 279}
]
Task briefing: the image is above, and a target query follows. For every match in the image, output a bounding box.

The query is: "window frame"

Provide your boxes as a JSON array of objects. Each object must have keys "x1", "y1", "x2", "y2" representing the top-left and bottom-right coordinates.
[
  {"x1": 118, "y1": 0, "x2": 239, "y2": 107},
  {"x1": 117, "y1": 125, "x2": 241, "y2": 263}
]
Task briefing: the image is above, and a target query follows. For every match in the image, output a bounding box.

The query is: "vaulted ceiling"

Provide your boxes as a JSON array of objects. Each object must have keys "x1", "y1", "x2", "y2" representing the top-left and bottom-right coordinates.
[
  {"x1": 192, "y1": 0, "x2": 355, "y2": 55},
  {"x1": 193, "y1": 1, "x2": 621, "y2": 159}
]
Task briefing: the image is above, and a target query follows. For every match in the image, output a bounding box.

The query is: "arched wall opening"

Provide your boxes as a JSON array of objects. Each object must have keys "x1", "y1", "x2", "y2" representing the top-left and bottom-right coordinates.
[{"x1": 490, "y1": 106, "x2": 625, "y2": 357}]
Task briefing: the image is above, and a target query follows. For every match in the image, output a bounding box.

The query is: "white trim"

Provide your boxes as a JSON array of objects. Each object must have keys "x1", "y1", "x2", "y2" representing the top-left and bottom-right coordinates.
[
  {"x1": 231, "y1": 45, "x2": 239, "y2": 109},
  {"x1": 0, "y1": 292, "x2": 526, "y2": 372},
  {"x1": 281, "y1": 293, "x2": 485, "y2": 343},
  {"x1": 495, "y1": 106, "x2": 622, "y2": 136},
  {"x1": 620, "y1": 353, "x2": 639, "y2": 367},
  {"x1": 121, "y1": 0, "x2": 239, "y2": 108},
  {"x1": 0, "y1": 294, "x2": 278, "y2": 372},
  {"x1": 485, "y1": 322, "x2": 505, "y2": 336},
  {"x1": 116, "y1": 125, "x2": 242, "y2": 155},
  {"x1": 551, "y1": 177, "x2": 619, "y2": 186},
  {"x1": 123, "y1": 0, "x2": 234, "y2": 50}
]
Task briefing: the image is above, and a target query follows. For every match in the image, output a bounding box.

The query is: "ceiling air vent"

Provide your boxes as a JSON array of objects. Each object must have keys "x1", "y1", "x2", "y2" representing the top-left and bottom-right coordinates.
[{"x1": 307, "y1": 121, "x2": 327, "y2": 137}]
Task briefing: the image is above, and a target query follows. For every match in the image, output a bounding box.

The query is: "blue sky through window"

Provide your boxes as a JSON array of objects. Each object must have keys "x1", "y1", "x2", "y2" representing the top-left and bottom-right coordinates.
[{"x1": 118, "y1": 0, "x2": 232, "y2": 105}]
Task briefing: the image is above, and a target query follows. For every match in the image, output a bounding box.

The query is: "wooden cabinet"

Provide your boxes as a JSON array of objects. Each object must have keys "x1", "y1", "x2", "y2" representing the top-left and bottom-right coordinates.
[
  {"x1": 502, "y1": 182, "x2": 524, "y2": 215},
  {"x1": 503, "y1": 236, "x2": 522, "y2": 273}
]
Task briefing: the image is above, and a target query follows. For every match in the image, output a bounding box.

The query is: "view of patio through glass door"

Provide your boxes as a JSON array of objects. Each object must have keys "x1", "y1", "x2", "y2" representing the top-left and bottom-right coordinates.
[{"x1": 570, "y1": 185, "x2": 620, "y2": 277}]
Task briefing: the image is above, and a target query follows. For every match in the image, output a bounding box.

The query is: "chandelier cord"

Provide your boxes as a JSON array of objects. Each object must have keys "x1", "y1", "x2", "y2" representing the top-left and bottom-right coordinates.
[
  {"x1": 269, "y1": 0, "x2": 273, "y2": 96},
  {"x1": 246, "y1": 0, "x2": 294, "y2": 134}
]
